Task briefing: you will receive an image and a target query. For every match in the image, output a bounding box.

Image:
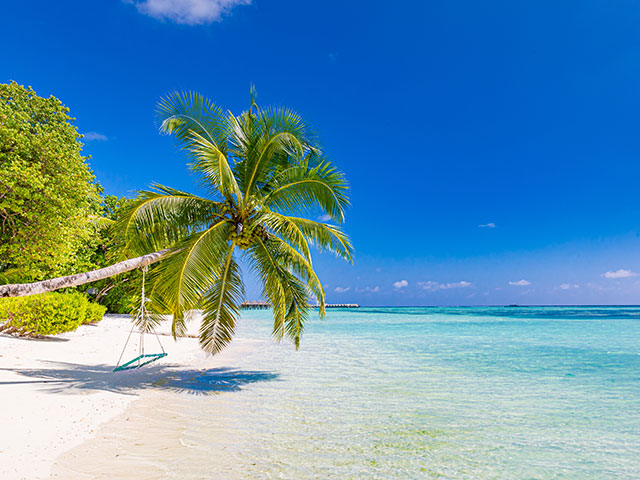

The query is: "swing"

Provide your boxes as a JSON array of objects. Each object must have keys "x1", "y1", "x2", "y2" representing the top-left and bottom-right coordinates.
[{"x1": 113, "y1": 264, "x2": 167, "y2": 372}]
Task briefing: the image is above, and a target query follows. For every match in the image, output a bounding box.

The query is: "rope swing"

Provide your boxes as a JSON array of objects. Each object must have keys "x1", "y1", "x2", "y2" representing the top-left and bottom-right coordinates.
[{"x1": 113, "y1": 263, "x2": 167, "y2": 372}]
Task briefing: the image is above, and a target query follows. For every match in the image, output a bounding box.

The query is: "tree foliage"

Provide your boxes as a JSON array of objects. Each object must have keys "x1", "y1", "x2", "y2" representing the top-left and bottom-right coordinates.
[
  {"x1": 118, "y1": 88, "x2": 352, "y2": 354},
  {"x1": 0, "y1": 82, "x2": 100, "y2": 280},
  {"x1": 79, "y1": 195, "x2": 145, "y2": 313}
]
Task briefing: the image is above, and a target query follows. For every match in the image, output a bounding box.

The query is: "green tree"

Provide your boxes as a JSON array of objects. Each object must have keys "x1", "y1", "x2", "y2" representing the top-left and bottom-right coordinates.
[
  {"x1": 0, "y1": 82, "x2": 100, "y2": 280},
  {"x1": 81, "y1": 195, "x2": 144, "y2": 313},
  {"x1": 118, "y1": 89, "x2": 352, "y2": 354}
]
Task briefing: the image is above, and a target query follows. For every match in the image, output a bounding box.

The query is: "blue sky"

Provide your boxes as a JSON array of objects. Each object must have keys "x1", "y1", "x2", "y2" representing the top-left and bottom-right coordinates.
[{"x1": 4, "y1": 0, "x2": 640, "y2": 305}]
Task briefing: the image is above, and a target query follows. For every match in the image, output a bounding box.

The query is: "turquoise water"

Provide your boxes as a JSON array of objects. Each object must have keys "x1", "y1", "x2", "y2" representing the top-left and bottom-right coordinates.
[
  {"x1": 87, "y1": 307, "x2": 640, "y2": 478},
  {"x1": 209, "y1": 306, "x2": 640, "y2": 479}
]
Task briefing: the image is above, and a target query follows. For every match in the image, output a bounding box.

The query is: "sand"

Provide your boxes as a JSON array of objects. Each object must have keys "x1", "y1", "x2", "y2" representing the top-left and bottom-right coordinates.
[{"x1": 0, "y1": 314, "x2": 255, "y2": 480}]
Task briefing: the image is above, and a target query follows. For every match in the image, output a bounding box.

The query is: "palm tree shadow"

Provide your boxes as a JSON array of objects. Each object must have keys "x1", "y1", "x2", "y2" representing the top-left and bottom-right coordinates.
[{"x1": 0, "y1": 361, "x2": 279, "y2": 396}]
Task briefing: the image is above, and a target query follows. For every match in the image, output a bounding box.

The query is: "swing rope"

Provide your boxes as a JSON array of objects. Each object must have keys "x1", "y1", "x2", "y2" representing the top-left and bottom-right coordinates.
[{"x1": 113, "y1": 263, "x2": 167, "y2": 372}]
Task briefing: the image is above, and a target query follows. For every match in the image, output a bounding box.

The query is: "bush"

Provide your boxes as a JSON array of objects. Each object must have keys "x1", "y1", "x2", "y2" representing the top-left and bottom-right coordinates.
[
  {"x1": 0, "y1": 292, "x2": 104, "y2": 336},
  {"x1": 85, "y1": 301, "x2": 107, "y2": 324}
]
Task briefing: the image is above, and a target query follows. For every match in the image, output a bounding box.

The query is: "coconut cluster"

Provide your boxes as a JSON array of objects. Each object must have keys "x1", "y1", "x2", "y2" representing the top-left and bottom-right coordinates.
[
  {"x1": 227, "y1": 222, "x2": 268, "y2": 250},
  {"x1": 221, "y1": 202, "x2": 269, "y2": 250}
]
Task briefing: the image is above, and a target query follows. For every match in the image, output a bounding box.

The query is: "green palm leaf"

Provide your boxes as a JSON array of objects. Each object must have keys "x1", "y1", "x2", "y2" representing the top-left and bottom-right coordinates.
[
  {"x1": 256, "y1": 211, "x2": 312, "y2": 262},
  {"x1": 157, "y1": 91, "x2": 238, "y2": 198},
  {"x1": 199, "y1": 242, "x2": 244, "y2": 354},
  {"x1": 266, "y1": 235, "x2": 326, "y2": 318},
  {"x1": 271, "y1": 215, "x2": 353, "y2": 262},
  {"x1": 188, "y1": 131, "x2": 240, "y2": 198},
  {"x1": 149, "y1": 218, "x2": 231, "y2": 330},
  {"x1": 157, "y1": 90, "x2": 228, "y2": 148},
  {"x1": 238, "y1": 107, "x2": 310, "y2": 201},
  {"x1": 117, "y1": 185, "x2": 221, "y2": 255},
  {"x1": 0, "y1": 268, "x2": 26, "y2": 285},
  {"x1": 249, "y1": 238, "x2": 309, "y2": 347},
  {"x1": 262, "y1": 157, "x2": 349, "y2": 223}
]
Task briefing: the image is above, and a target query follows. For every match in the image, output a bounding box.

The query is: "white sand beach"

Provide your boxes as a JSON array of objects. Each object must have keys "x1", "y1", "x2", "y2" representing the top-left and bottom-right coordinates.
[{"x1": 0, "y1": 314, "x2": 256, "y2": 480}]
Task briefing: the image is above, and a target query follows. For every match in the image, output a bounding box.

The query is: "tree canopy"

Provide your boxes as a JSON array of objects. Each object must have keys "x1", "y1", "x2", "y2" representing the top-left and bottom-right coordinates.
[{"x1": 0, "y1": 82, "x2": 100, "y2": 280}]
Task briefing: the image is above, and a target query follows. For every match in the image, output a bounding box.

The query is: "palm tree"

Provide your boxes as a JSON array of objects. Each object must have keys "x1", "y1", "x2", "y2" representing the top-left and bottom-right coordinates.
[{"x1": 116, "y1": 88, "x2": 352, "y2": 354}]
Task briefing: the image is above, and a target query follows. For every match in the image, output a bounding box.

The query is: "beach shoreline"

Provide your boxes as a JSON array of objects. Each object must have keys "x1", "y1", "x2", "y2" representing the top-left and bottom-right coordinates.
[
  {"x1": 0, "y1": 314, "x2": 256, "y2": 480},
  {"x1": 3, "y1": 308, "x2": 639, "y2": 478}
]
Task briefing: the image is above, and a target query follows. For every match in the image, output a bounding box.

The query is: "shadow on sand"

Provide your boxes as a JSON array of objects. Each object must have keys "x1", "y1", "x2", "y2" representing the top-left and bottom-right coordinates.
[
  {"x1": 0, "y1": 361, "x2": 279, "y2": 396},
  {"x1": 0, "y1": 333, "x2": 70, "y2": 342}
]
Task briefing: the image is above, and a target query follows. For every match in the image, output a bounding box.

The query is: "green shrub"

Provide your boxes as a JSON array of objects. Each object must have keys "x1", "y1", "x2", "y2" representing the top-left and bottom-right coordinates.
[
  {"x1": 84, "y1": 301, "x2": 107, "y2": 324},
  {"x1": 0, "y1": 292, "x2": 104, "y2": 336}
]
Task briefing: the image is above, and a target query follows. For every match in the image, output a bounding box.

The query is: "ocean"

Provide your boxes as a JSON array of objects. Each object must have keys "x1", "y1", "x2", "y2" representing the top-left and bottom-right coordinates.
[{"x1": 55, "y1": 307, "x2": 640, "y2": 479}]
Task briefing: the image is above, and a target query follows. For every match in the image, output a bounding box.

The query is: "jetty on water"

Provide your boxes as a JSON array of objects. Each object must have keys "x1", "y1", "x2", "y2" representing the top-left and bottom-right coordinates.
[{"x1": 241, "y1": 301, "x2": 359, "y2": 310}]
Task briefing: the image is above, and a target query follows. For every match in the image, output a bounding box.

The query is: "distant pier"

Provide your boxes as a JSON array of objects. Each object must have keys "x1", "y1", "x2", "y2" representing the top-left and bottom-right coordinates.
[{"x1": 241, "y1": 301, "x2": 359, "y2": 310}]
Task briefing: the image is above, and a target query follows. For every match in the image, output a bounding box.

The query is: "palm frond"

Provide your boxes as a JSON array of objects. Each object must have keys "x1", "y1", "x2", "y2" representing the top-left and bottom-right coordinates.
[
  {"x1": 249, "y1": 238, "x2": 310, "y2": 347},
  {"x1": 247, "y1": 242, "x2": 287, "y2": 339},
  {"x1": 146, "y1": 289, "x2": 189, "y2": 338},
  {"x1": 89, "y1": 214, "x2": 115, "y2": 229},
  {"x1": 149, "y1": 219, "x2": 231, "y2": 330},
  {"x1": 256, "y1": 211, "x2": 312, "y2": 262},
  {"x1": 187, "y1": 130, "x2": 241, "y2": 199},
  {"x1": 157, "y1": 91, "x2": 228, "y2": 149},
  {"x1": 118, "y1": 87, "x2": 353, "y2": 355},
  {"x1": 131, "y1": 305, "x2": 164, "y2": 334},
  {"x1": 0, "y1": 268, "x2": 26, "y2": 285},
  {"x1": 267, "y1": 235, "x2": 326, "y2": 318},
  {"x1": 249, "y1": 84, "x2": 258, "y2": 113},
  {"x1": 157, "y1": 92, "x2": 237, "y2": 197},
  {"x1": 238, "y1": 107, "x2": 311, "y2": 201},
  {"x1": 115, "y1": 186, "x2": 221, "y2": 256},
  {"x1": 262, "y1": 158, "x2": 349, "y2": 223},
  {"x1": 266, "y1": 215, "x2": 353, "y2": 262},
  {"x1": 199, "y1": 242, "x2": 244, "y2": 354}
]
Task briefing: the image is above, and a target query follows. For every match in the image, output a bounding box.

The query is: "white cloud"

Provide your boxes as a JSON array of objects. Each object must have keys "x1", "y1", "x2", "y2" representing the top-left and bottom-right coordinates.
[
  {"x1": 128, "y1": 0, "x2": 250, "y2": 25},
  {"x1": 418, "y1": 281, "x2": 438, "y2": 290},
  {"x1": 393, "y1": 280, "x2": 408, "y2": 289},
  {"x1": 83, "y1": 132, "x2": 108, "y2": 142},
  {"x1": 509, "y1": 279, "x2": 531, "y2": 286},
  {"x1": 445, "y1": 281, "x2": 471, "y2": 289},
  {"x1": 334, "y1": 286, "x2": 350, "y2": 293},
  {"x1": 559, "y1": 283, "x2": 579, "y2": 290},
  {"x1": 603, "y1": 269, "x2": 638, "y2": 279},
  {"x1": 418, "y1": 280, "x2": 472, "y2": 291},
  {"x1": 317, "y1": 214, "x2": 332, "y2": 222},
  {"x1": 478, "y1": 222, "x2": 496, "y2": 228},
  {"x1": 357, "y1": 286, "x2": 380, "y2": 293}
]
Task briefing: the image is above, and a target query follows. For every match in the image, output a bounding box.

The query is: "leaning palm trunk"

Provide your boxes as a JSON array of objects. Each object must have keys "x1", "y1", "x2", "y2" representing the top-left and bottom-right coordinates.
[{"x1": 0, "y1": 249, "x2": 173, "y2": 298}]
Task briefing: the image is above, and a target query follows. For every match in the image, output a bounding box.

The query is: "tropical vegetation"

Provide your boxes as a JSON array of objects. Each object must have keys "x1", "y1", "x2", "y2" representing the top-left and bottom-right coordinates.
[
  {"x1": 0, "y1": 82, "x2": 101, "y2": 282},
  {"x1": 0, "y1": 85, "x2": 352, "y2": 351},
  {"x1": 79, "y1": 195, "x2": 145, "y2": 313}
]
